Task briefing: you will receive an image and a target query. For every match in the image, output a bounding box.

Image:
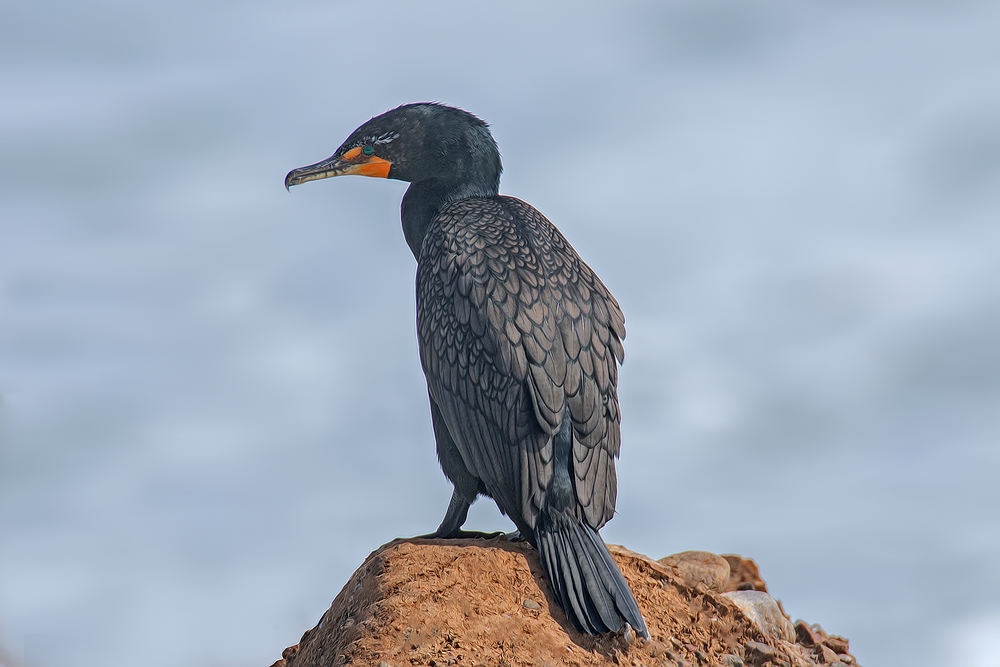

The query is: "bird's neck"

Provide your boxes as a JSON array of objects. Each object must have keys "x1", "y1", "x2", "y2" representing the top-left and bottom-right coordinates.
[{"x1": 400, "y1": 178, "x2": 498, "y2": 259}]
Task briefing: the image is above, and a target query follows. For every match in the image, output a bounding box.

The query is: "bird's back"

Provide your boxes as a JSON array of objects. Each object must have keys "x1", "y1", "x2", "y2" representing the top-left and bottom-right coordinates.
[{"x1": 416, "y1": 195, "x2": 626, "y2": 533}]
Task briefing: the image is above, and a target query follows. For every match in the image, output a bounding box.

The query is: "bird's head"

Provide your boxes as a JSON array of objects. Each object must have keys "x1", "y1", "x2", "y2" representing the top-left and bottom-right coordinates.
[{"x1": 285, "y1": 103, "x2": 502, "y2": 196}]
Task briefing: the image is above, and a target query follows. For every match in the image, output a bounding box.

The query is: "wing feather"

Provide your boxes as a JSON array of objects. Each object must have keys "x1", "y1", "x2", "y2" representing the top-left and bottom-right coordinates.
[{"x1": 417, "y1": 196, "x2": 626, "y2": 530}]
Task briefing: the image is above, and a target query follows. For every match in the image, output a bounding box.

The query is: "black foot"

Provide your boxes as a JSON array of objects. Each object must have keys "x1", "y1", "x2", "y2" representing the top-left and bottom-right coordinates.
[{"x1": 415, "y1": 529, "x2": 507, "y2": 540}]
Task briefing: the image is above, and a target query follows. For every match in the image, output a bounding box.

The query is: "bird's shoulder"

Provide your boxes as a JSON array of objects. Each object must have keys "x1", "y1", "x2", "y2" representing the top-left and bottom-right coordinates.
[{"x1": 421, "y1": 196, "x2": 622, "y2": 317}]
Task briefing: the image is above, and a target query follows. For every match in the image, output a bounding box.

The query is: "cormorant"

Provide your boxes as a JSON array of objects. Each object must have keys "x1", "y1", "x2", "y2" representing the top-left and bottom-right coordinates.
[{"x1": 285, "y1": 103, "x2": 649, "y2": 639}]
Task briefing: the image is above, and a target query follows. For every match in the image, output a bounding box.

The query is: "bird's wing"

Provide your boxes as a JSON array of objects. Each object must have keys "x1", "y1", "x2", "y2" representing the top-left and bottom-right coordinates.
[{"x1": 417, "y1": 197, "x2": 626, "y2": 530}]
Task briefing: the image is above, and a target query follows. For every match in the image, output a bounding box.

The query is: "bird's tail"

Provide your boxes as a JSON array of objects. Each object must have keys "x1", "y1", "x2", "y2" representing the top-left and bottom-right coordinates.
[{"x1": 535, "y1": 514, "x2": 649, "y2": 639}]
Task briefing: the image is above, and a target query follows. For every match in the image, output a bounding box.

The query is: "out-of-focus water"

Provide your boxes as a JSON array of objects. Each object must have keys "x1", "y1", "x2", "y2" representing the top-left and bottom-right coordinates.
[{"x1": 1, "y1": 2, "x2": 998, "y2": 666}]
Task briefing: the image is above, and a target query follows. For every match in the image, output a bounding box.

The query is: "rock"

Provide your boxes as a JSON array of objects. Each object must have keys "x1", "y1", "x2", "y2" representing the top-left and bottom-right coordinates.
[
  {"x1": 818, "y1": 645, "x2": 839, "y2": 664},
  {"x1": 823, "y1": 635, "x2": 850, "y2": 654},
  {"x1": 722, "y1": 591, "x2": 796, "y2": 642},
  {"x1": 658, "y1": 551, "x2": 731, "y2": 592},
  {"x1": 647, "y1": 641, "x2": 667, "y2": 658},
  {"x1": 722, "y1": 555, "x2": 768, "y2": 592},
  {"x1": 794, "y1": 619, "x2": 822, "y2": 646},
  {"x1": 745, "y1": 641, "x2": 776, "y2": 665},
  {"x1": 791, "y1": 620, "x2": 858, "y2": 666},
  {"x1": 269, "y1": 539, "x2": 859, "y2": 667}
]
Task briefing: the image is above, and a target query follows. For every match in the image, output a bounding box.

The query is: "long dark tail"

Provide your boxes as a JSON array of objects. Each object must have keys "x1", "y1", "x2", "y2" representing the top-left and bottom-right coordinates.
[{"x1": 535, "y1": 515, "x2": 649, "y2": 638}]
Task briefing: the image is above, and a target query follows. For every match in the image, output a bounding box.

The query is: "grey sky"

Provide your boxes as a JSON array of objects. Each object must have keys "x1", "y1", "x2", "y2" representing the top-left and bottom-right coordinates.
[{"x1": 2, "y1": 2, "x2": 999, "y2": 666}]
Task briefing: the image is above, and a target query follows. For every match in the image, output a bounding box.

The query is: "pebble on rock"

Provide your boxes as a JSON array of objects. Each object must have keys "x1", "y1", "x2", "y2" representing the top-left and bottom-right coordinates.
[
  {"x1": 722, "y1": 555, "x2": 768, "y2": 593},
  {"x1": 658, "y1": 551, "x2": 731, "y2": 592},
  {"x1": 521, "y1": 599, "x2": 541, "y2": 610},
  {"x1": 818, "y1": 645, "x2": 839, "y2": 664},
  {"x1": 823, "y1": 635, "x2": 850, "y2": 654},
  {"x1": 745, "y1": 641, "x2": 776, "y2": 665},
  {"x1": 722, "y1": 591, "x2": 795, "y2": 642},
  {"x1": 794, "y1": 619, "x2": 821, "y2": 646},
  {"x1": 721, "y1": 654, "x2": 745, "y2": 667}
]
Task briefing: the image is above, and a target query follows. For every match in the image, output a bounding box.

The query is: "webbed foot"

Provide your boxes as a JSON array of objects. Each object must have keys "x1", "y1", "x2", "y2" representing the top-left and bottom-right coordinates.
[{"x1": 415, "y1": 529, "x2": 507, "y2": 540}]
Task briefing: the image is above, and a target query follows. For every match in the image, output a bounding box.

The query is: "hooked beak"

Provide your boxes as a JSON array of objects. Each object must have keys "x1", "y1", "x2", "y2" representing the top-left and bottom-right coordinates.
[{"x1": 284, "y1": 152, "x2": 392, "y2": 190}]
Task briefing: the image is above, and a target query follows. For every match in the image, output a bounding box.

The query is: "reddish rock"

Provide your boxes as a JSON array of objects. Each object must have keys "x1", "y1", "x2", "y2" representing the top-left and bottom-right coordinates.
[
  {"x1": 722, "y1": 591, "x2": 795, "y2": 642},
  {"x1": 824, "y1": 635, "x2": 850, "y2": 654},
  {"x1": 745, "y1": 640, "x2": 776, "y2": 665},
  {"x1": 269, "y1": 539, "x2": 860, "y2": 667},
  {"x1": 795, "y1": 619, "x2": 822, "y2": 646},
  {"x1": 659, "y1": 551, "x2": 731, "y2": 592},
  {"x1": 722, "y1": 555, "x2": 769, "y2": 593},
  {"x1": 818, "y1": 644, "x2": 840, "y2": 664}
]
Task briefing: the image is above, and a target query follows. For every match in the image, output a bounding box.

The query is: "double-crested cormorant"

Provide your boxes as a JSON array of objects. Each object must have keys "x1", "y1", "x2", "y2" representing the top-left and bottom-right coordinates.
[{"x1": 285, "y1": 103, "x2": 648, "y2": 639}]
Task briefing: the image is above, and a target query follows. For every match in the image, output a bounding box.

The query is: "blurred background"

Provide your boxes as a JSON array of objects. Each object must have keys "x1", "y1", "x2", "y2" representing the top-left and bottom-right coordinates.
[{"x1": 2, "y1": 1, "x2": 999, "y2": 666}]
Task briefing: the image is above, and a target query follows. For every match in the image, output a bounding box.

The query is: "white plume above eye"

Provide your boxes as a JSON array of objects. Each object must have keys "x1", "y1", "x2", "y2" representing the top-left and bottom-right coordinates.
[{"x1": 363, "y1": 131, "x2": 400, "y2": 146}]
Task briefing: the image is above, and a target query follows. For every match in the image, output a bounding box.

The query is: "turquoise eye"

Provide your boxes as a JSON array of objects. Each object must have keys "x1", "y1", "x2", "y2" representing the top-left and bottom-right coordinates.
[{"x1": 362, "y1": 145, "x2": 374, "y2": 156}]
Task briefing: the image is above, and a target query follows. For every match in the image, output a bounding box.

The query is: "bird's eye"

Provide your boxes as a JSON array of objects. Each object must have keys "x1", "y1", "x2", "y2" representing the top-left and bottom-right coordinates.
[{"x1": 362, "y1": 145, "x2": 375, "y2": 156}]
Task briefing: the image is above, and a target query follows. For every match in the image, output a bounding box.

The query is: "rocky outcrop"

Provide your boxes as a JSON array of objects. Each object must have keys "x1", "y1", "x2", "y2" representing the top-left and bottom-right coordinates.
[{"x1": 271, "y1": 538, "x2": 858, "y2": 667}]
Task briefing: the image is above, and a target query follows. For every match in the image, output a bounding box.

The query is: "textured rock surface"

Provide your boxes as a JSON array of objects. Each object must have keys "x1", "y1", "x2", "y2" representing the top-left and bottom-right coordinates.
[
  {"x1": 270, "y1": 538, "x2": 859, "y2": 667},
  {"x1": 723, "y1": 554, "x2": 769, "y2": 593},
  {"x1": 722, "y1": 591, "x2": 796, "y2": 642},
  {"x1": 658, "y1": 550, "x2": 731, "y2": 592}
]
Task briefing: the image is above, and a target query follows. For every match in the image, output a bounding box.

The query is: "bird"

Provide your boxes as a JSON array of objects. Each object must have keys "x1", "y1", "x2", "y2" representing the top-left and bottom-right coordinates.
[{"x1": 285, "y1": 103, "x2": 649, "y2": 639}]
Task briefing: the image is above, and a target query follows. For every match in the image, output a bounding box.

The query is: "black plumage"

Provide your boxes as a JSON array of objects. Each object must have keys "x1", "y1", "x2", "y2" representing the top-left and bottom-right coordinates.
[{"x1": 285, "y1": 103, "x2": 648, "y2": 638}]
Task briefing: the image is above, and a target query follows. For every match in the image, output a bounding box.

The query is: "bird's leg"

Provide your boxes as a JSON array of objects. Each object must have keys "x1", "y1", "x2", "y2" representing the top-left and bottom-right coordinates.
[
  {"x1": 415, "y1": 488, "x2": 506, "y2": 539},
  {"x1": 414, "y1": 398, "x2": 506, "y2": 539},
  {"x1": 429, "y1": 488, "x2": 470, "y2": 536}
]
